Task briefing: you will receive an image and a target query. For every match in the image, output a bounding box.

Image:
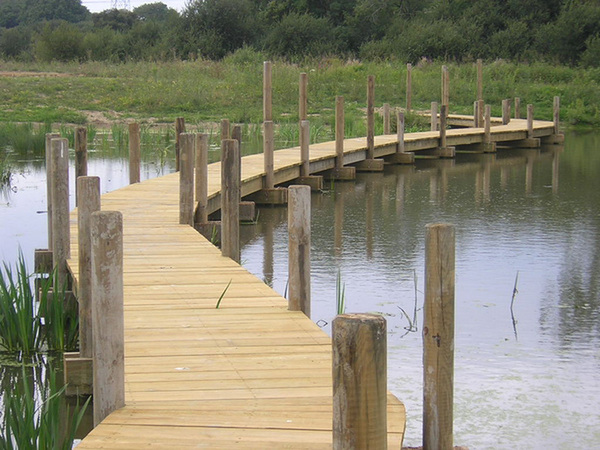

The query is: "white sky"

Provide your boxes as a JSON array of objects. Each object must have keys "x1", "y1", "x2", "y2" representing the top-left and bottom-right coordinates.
[{"x1": 82, "y1": 0, "x2": 188, "y2": 13}]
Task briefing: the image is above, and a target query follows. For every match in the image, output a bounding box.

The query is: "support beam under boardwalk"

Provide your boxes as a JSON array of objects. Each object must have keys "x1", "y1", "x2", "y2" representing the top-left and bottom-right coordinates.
[
  {"x1": 294, "y1": 175, "x2": 324, "y2": 191},
  {"x1": 542, "y1": 134, "x2": 565, "y2": 145},
  {"x1": 245, "y1": 187, "x2": 288, "y2": 205},
  {"x1": 325, "y1": 167, "x2": 356, "y2": 181},
  {"x1": 505, "y1": 138, "x2": 541, "y2": 148},
  {"x1": 355, "y1": 158, "x2": 384, "y2": 172},
  {"x1": 385, "y1": 152, "x2": 415, "y2": 165}
]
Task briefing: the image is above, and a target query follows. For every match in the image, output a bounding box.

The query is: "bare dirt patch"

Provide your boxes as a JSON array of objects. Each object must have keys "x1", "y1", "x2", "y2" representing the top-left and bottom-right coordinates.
[{"x1": 0, "y1": 71, "x2": 76, "y2": 78}]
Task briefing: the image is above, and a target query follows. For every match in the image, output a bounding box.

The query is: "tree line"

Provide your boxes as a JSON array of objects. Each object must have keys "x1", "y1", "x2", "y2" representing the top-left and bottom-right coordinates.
[{"x1": 1, "y1": 0, "x2": 599, "y2": 66}]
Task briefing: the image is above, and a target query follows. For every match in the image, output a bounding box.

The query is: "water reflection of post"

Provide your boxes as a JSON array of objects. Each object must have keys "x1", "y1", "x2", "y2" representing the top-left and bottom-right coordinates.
[
  {"x1": 430, "y1": 170, "x2": 439, "y2": 204},
  {"x1": 525, "y1": 151, "x2": 535, "y2": 195},
  {"x1": 482, "y1": 154, "x2": 493, "y2": 203},
  {"x1": 334, "y1": 187, "x2": 344, "y2": 258},
  {"x1": 262, "y1": 215, "x2": 274, "y2": 287},
  {"x1": 500, "y1": 166, "x2": 508, "y2": 190},
  {"x1": 395, "y1": 167, "x2": 410, "y2": 216},
  {"x1": 552, "y1": 147, "x2": 561, "y2": 194},
  {"x1": 366, "y1": 177, "x2": 374, "y2": 260}
]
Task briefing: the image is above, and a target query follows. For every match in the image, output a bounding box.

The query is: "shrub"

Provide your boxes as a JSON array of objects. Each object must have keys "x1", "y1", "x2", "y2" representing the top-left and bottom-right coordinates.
[
  {"x1": 0, "y1": 26, "x2": 31, "y2": 59},
  {"x1": 33, "y1": 21, "x2": 85, "y2": 62}
]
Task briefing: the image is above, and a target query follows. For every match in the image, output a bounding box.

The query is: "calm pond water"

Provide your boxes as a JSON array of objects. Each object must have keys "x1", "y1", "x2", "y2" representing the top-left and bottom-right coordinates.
[{"x1": 1, "y1": 130, "x2": 599, "y2": 448}]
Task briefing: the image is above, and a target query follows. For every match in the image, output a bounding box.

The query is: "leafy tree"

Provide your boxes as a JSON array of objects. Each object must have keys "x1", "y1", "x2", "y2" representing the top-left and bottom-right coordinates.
[
  {"x1": 133, "y1": 2, "x2": 179, "y2": 22},
  {"x1": 0, "y1": 26, "x2": 31, "y2": 58},
  {"x1": 0, "y1": 0, "x2": 22, "y2": 28},
  {"x1": 19, "y1": 0, "x2": 89, "y2": 25},
  {"x1": 93, "y1": 9, "x2": 138, "y2": 32},
  {"x1": 33, "y1": 21, "x2": 85, "y2": 61}
]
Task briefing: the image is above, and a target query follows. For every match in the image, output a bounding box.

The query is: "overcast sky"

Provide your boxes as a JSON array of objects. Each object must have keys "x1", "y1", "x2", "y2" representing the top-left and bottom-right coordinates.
[{"x1": 82, "y1": 0, "x2": 188, "y2": 13}]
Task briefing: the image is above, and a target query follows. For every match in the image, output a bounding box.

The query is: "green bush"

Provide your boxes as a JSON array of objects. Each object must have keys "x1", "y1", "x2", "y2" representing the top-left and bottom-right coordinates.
[
  {"x1": 0, "y1": 26, "x2": 31, "y2": 59},
  {"x1": 263, "y1": 13, "x2": 338, "y2": 59},
  {"x1": 580, "y1": 34, "x2": 600, "y2": 68},
  {"x1": 33, "y1": 21, "x2": 85, "y2": 62}
]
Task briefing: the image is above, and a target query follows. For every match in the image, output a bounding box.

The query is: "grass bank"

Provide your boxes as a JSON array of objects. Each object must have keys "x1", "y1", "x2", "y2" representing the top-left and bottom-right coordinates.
[{"x1": 1, "y1": 54, "x2": 599, "y2": 127}]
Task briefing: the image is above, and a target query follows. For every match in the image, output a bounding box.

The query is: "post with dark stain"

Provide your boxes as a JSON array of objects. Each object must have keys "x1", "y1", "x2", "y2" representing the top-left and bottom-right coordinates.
[
  {"x1": 423, "y1": 223, "x2": 455, "y2": 450},
  {"x1": 333, "y1": 313, "x2": 387, "y2": 449},
  {"x1": 288, "y1": 185, "x2": 311, "y2": 317},
  {"x1": 221, "y1": 139, "x2": 240, "y2": 263}
]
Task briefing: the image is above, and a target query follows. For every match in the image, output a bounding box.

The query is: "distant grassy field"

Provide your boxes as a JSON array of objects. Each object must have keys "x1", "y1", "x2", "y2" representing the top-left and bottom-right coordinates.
[{"x1": 1, "y1": 52, "x2": 599, "y2": 129}]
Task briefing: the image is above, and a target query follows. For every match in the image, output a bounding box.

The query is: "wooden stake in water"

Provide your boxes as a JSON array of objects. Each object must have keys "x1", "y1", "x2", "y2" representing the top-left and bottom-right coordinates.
[
  {"x1": 527, "y1": 104, "x2": 534, "y2": 138},
  {"x1": 383, "y1": 103, "x2": 391, "y2": 135},
  {"x1": 333, "y1": 313, "x2": 387, "y2": 450},
  {"x1": 75, "y1": 127, "x2": 87, "y2": 205},
  {"x1": 440, "y1": 104, "x2": 448, "y2": 149},
  {"x1": 91, "y1": 210, "x2": 124, "y2": 427},
  {"x1": 288, "y1": 185, "x2": 311, "y2": 317},
  {"x1": 431, "y1": 102, "x2": 438, "y2": 132},
  {"x1": 514, "y1": 97, "x2": 521, "y2": 119},
  {"x1": 442, "y1": 65, "x2": 449, "y2": 111},
  {"x1": 423, "y1": 223, "x2": 455, "y2": 450},
  {"x1": 553, "y1": 96, "x2": 560, "y2": 134},
  {"x1": 221, "y1": 118, "x2": 230, "y2": 140},
  {"x1": 128, "y1": 122, "x2": 140, "y2": 184},
  {"x1": 484, "y1": 104, "x2": 492, "y2": 144},
  {"x1": 45, "y1": 133, "x2": 60, "y2": 250},
  {"x1": 367, "y1": 75, "x2": 375, "y2": 160},
  {"x1": 502, "y1": 99, "x2": 511, "y2": 125},
  {"x1": 397, "y1": 110, "x2": 405, "y2": 153},
  {"x1": 77, "y1": 176, "x2": 101, "y2": 359},
  {"x1": 299, "y1": 72, "x2": 308, "y2": 123},
  {"x1": 335, "y1": 96, "x2": 345, "y2": 170},
  {"x1": 477, "y1": 58, "x2": 483, "y2": 101},
  {"x1": 195, "y1": 133, "x2": 209, "y2": 224},
  {"x1": 51, "y1": 138, "x2": 70, "y2": 287},
  {"x1": 221, "y1": 139, "x2": 240, "y2": 263},
  {"x1": 264, "y1": 61, "x2": 272, "y2": 122},
  {"x1": 300, "y1": 120, "x2": 310, "y2": 177},
  {"x1": 406, "y1": 63, "x2": 412, "y2": 111},
  {"x1": 175, "y1": 117, "x2": 185, "y2": 172},
  {"x1": 179, "y1": 133, "x2": 195, "y2": 226},
  {"x1": 263, "y1": 120, "x2": 274, "y2": 189}
]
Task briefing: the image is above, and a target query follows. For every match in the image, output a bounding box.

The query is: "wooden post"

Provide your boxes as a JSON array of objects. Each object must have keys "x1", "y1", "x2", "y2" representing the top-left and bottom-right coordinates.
[
  {"x1": 406, "y1": 63, "x2": 412, "y2": 111},
  {"x1": 299, "y1": 72, "x2": 308, "y2": 123},
  {"x1": 423, "y1": 223, "x2": 455, "y2": 450},
  {"x1": 484, "y1": 104, "x2": 492, "y2": 143},
  {"x1": 553, "y1": 96, "x2": 560, "y2": 134},
  {"x1": 476, "y1": 58, "x2": 483, "y2": 101},
  {"x1": 179, "y1": 133, "x2": 194, "y2": 226},
  {"x1": 367, "y1": 75, "x2": 375, "y2": 160},
  {"x1": 221, "y1": 139, "x2": 240, "y2": 263},
  {"x1": 263, "y1": 61, "x2": 272, "y2": 122},
  {"x1": 333, "y1": 313, "x2": 387, "y2": 450},
  {"x1": 288, "y1": 185, "x2": 311, "y2": 317},
  {"x1": 477, "y1": 99, "x2": 484, "y2": 131},
  {"x1": 514, "y1": 97, "x2": 521, "y2": 119},
  {"x1": 91, "y1": 211, "x2": 124, "y2": 427},
  {"x1": 442, "y1": 65, "x2": 449, "y2": 111},
  {"x1": 263, "y1": 120, "x2": 274, "y2": 189},
  {"x1": 397, "y1": 110, "x2": 405, "y2": 153},
  {"x1": 335, "y1": 96, "x2": 344, "y2": 170},
  {"x1": 431, "y1": 102, "x2": 438, "y2": 132},
  {"x1": 51, "y1": 138, "x2": 70, "y2": 287},
  {"x1": 300, "y1": 120, "x2": 310, "y2": 177},
  {"x1": 527, "y1": 104, "x2": 534, "y2": 138},
  {"x1": 383, "y1": 103, "x2": 390, "y2": 135},
  {"x1": 75, "y1": 127, "x2": 87, "y2": 206},
  {"x1": 194, "y1": 134, "x2": 209, "y2": 224},
  {"x1": 232, "y1": 124, "x2": 243, "y2": 198},
  {"x1": 46, "y1": 132, "x2": 60, "y2": 250},
  {"x1": 221, "y1": 119, "x2": 230, "y2": 140},
  {"x1": 502, "y1": 99, "x2": 511, "y2": 125},
  {"x1": 175, "y1": 117, "x2": 185, "y2": 172},
  {"x1": 77, "y1": 176, "x2": 100, "y2": 359},
  {"x1": 473, "y1": 101, "x2": 479, "y2": 127},
  {"x1": 439, "y1": 105, "x2": 447, "y2": 149},
  {"x1": 128, "y1": 122, "x2": 140, "y2": 184}
]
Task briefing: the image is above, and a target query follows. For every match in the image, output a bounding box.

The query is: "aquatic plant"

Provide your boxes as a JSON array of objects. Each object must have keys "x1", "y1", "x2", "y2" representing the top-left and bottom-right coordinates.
[
  {"x1": 0, "y1": 365, "x2": 90, "y2": 450},
  {"x1": 0, "y1": 153, "x2": 12, "y2": 186},
  {"x1": 0, "y1": 123, "x2": 51, "y2": 155},
  {"x1": 336, "y1": 270, "x2": 346, "y2": 315},
  {"x1": 39, "y1": 271, "x2": 79, "y2": 352}
]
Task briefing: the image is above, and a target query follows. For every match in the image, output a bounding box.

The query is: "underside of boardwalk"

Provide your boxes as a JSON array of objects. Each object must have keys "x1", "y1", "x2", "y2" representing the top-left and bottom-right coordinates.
[{"x1": 70, "y1": 115, "x2": 557, "y2": 447}]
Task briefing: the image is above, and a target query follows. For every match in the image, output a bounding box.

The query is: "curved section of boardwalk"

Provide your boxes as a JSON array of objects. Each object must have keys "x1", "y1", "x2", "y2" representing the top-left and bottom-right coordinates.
[{"x1": 71, "y1": 116, "x2": 556, "y2": 448}]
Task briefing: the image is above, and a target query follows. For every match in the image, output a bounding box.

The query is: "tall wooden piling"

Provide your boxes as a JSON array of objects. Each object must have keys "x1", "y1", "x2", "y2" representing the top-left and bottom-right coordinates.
[
  {"x1": 406, "y1": 63, "x2": 412, "y2": 111},
  {"x1": 75, "y1": 127, "x2": 87, "y2": 206},
  {"x1": 77, "y1": 176, "x2": 101, "y2": 359},
  {"x1": 423, "y1": 223, "x2": 455, "y2": 450},
  {"x1": 51, "y1": 138, "x2": 70, "y2": 287},
  {"x1": 484, "y1": 104, "x2": 492, "y2": 144},
  {"x1": 333, "y1": 314, "x2": 387, "y2": 450},
  {"x1": 367, "y1": 75, "x2": 375, "y2": 160},
  {"x1": 300, "y1": 120, "x2": 310, "y2": 177},
  {"x1": 477, "y1": 99, "x2": 484, "y2": 130},
  {"x1": 383, "y1": 103, "x2": 391, "y2": 135},
  {"x1": 502, "y1": 99, "x2": 511, "y2": 125},
  {"x1": 527, "y1": 104, "x2": 534, "y2": 138},
  {"x1": 46, "y1": 133, "x2": 60, "y2": 250},
  {"x1": 439, "y1": 105, "x2": 448, "y2": 149},
  {"x1": 553, "y1": 96, "x2": 560, "y2": 134},
  {"x1": 221, "y1": 119, "x2": 230, "y2": 140},
  {"x1": 288, "y1": 185, "x2": 311, "y2": 317},
  {"x1": 91, "y1": 211, "x2": 124, "y2": 427},
  {"x1": 263, "y1": 61, "x2": 272, "y2": 122},
  {"x1": 442, "y1": 65, "x2": 449, "y2": 111},
  {"x1": 263, "y1": 120, "x2": 275, "y2": 189},
  {"x1": 514, "y1": 97, "x2": 521, "y2": 119},
  {"x1": 175, "y1": 117, "x2": 185, "y2": 172},
  {"x1": 431, "y1": 102, "x2": 438, "y2": 132},
  {"x1": 195, "y1": 133, "x2": 209, "y2": 224},
  {"x1": 473, "y1": 101, "x2": 479, "y2": 127},
  {"x1": 128, "y1": 122, "x2": 141, "y2": 184},
  {"x1": 335, "y1": 96, "x2": 344, "y2": 170},
  {"x1": 299, "y1": 72, "x2": 308, "y2": 123},
  {"x1": 397, "y1": 111, "x2": 405, "y2": 153},
  {"x1": 476, "y1": 58, "x2": 483, "y2": 101},
  {"x1": 179, "y1": 133, "x2": 195, "y2": 226},
  {"x1": 221, "y1": 139, "x2": 240, "y2": 263}
]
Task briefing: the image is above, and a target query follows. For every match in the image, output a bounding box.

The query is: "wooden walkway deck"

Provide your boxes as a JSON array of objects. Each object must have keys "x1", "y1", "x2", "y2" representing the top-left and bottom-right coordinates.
[{"x1": 70, "y1": 116, "x2": 556, "y2": 448}]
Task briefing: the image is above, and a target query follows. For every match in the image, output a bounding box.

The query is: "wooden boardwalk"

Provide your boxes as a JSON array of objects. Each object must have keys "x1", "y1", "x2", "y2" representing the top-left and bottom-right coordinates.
[{"x1": 70, "y1": 116, "x2": 556, "y2": 448}]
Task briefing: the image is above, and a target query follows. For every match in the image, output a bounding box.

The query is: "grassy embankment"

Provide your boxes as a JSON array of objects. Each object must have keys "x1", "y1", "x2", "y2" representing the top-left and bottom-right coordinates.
[{"x1": 1, "y1": 53, "x2": 599, "y2": 129}]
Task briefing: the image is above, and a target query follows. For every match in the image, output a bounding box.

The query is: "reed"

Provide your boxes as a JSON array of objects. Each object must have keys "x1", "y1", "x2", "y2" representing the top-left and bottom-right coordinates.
[
  {"x1": 0, "y1": 152, "x2": 12, "y2": 186},
  {"x1": 0, "y1": 364, "x2": 90, "y2": 450},
  {"x1": 335, "y1": 270, "x2": 346, "y2": 315},
  {"x1": 0, "y1": 123, "x2": 51, "y2": 155},
  {"x1": 0, "y1": 254, "x2": 42, "y2": 355}
]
